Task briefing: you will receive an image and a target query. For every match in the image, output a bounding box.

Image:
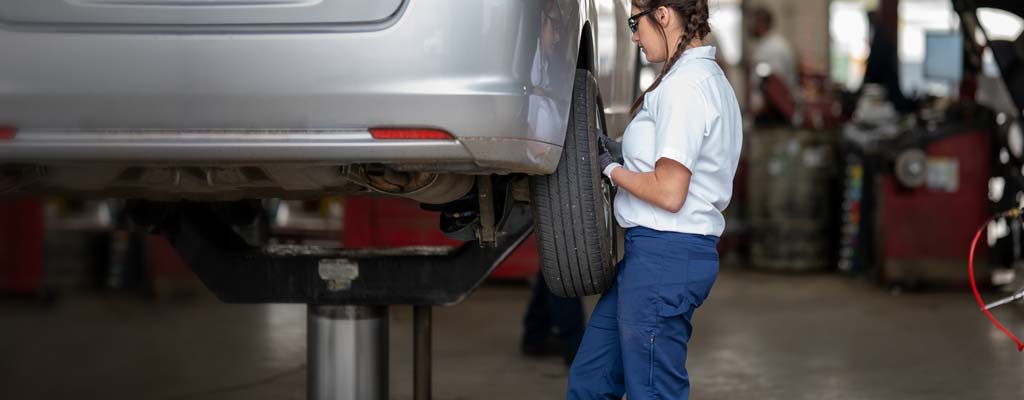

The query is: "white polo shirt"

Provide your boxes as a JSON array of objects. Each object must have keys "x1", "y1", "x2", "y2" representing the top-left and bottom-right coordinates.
[{"x1": 613, "y1": 46, "x2": 742, "y2": 237}]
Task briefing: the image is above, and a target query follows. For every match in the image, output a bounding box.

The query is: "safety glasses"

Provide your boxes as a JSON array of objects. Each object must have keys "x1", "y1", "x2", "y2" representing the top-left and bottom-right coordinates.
[{"x1": 628, "y1": 9, "x2": 653, "y2": 33}]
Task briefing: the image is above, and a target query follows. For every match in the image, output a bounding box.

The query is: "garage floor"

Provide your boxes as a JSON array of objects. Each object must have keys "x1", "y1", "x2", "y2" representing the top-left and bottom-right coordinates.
[{"x1": 3, "y1": 268, "x2": 1024, "y2": 400}]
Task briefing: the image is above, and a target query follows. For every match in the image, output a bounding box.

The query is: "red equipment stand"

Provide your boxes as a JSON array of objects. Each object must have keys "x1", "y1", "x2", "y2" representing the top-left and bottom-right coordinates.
[
  {"x1": 0, "y1": 198, "x2": 45, "y2": 296},
  {"x1": 878, "y1": 129, "x2": 991, "y2": 287}
]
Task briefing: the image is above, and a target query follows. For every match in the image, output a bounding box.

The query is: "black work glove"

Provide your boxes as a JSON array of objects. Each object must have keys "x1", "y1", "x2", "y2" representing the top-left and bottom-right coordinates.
[
  {"x1": 598, "y1": 135, "x2": 624, "y2": 165},
  {"x1": 599, "y1": 150, "x2": 616, "y2": 173},
  {"x1": 598, "y1": 135, "x2": 624, "y2": 184}
]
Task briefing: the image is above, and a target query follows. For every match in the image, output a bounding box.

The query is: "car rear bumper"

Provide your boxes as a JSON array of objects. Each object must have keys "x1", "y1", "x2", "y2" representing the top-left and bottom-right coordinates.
[
  {"x1": 0, "y1": 0, "x2": 577, "y2": 175},
  {"x1": 0, "y1": 128, "x2": 560, "y2": 201},
  {"x1": 0, "y1": 129, "x2": 561, "y2": 174}
]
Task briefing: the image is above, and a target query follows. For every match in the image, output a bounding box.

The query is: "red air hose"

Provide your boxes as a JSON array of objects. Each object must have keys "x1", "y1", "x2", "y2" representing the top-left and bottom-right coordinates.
[{"x1": 968, "y1": 210, "x2": 1024, "y2": 351}]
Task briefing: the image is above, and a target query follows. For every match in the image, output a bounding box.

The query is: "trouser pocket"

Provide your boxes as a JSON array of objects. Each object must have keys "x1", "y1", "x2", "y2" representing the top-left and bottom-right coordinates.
[{"x1": 658, "y1": 255, "x2": 719, "y2": 318}]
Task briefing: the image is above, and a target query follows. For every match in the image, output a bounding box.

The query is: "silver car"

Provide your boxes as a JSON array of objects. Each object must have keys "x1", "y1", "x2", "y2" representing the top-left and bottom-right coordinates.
[{"x1": 0, "y1": 0, "x2": 638, "y2": 297}]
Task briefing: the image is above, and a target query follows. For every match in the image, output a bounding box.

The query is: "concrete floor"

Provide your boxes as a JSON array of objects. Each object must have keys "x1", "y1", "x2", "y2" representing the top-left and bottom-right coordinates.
[{"x1": 2, "y1": 268, "x2": 1024, "y2": 400}]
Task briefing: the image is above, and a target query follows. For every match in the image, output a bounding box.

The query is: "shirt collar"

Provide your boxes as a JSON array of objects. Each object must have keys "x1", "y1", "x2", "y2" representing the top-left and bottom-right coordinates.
[{"x1": 669, "y1": 46, "x2": 716, "y2": 72}]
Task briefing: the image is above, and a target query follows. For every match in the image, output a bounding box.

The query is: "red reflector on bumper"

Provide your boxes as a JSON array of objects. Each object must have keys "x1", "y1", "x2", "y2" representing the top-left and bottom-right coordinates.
[
  {"x1": 369, "y1": 128, "x2": 453, "y2": 140},
  {"x1": 0, "y1": 126, "x2": 16, "y2": 140}
]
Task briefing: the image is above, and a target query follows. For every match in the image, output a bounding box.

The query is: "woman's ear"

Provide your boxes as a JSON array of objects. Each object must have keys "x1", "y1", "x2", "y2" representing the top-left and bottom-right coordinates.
[{"x1": 656, "y1": 6, "x2": 672, "y2": 28}]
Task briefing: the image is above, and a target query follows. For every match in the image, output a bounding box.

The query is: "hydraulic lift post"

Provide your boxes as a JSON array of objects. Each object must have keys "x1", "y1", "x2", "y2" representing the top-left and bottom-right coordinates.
[
  {"x1": 161, "y1": 202, "x2": 532, "y2": 400},
  {"x1": 308, "y1": 305, "x2": 389, "y2": 400}
]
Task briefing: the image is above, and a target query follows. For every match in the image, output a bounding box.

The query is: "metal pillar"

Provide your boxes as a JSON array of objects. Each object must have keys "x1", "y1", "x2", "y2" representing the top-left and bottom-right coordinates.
[
  {"x1": 307, "y1": 305, "x2": 388, "y2": 400},
  {"x1": 413, "y1": 305, "x2": 432, "y2": 400}
]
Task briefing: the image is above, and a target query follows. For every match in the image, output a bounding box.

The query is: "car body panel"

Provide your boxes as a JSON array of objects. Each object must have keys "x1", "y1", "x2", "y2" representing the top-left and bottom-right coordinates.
[{"x1": 0, "y1": 0, "x2": 637, "y2": 199}]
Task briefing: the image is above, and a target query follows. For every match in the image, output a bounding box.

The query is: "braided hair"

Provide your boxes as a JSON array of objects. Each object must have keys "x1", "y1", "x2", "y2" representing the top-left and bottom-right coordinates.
[{"x1": 629, "y1": 0, "x2": 711, "y2": 116}]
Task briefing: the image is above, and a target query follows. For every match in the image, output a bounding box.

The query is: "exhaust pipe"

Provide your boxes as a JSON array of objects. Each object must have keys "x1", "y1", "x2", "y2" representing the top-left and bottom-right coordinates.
[{"x1": 362, "y1": 166, "x2": 474, "y2": 204}]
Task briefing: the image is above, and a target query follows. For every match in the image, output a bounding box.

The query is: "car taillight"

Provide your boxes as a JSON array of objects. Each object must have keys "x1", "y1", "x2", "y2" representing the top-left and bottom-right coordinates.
[
  {"x1": 0, "y1": 126, "x2": 16, "y2": 140},
  {"x1": 369, "y1": 128, "x2": 453, "y2": 140}
]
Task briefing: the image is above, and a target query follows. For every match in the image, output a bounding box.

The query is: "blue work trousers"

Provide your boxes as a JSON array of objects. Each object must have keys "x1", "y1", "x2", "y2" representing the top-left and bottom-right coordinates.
[{"x1": 567, "y1": 227, "x2": 719, "y2": 400}]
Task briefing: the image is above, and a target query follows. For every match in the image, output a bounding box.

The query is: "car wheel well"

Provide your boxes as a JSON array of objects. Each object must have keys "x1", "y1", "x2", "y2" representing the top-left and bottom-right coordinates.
[{"x1": 576, "y1": 22, "x2": 594, "y2": 73}]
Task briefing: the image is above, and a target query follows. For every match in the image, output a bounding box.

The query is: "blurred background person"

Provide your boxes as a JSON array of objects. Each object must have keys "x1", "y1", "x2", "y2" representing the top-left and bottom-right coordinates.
[{"x1": 749, "y1": 6, "x2": 799, "y2": 125}]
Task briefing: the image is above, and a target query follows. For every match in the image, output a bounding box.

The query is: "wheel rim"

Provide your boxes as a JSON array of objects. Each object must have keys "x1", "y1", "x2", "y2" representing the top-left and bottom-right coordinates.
[
  {"x1": 602, "y1": 179, "x2": 615, "y2": 261},
  {"x1": 595, "y1": 96, "x2": 616, "y2": 266}
]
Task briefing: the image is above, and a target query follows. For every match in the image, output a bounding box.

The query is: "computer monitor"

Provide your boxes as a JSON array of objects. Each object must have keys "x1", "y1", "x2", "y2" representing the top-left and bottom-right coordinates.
[{"x1": 924, "y1": 31, "x2": 964, "y2": 82}]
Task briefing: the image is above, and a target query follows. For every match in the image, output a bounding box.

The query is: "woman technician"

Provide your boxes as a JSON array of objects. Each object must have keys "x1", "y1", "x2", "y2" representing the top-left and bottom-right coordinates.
[{"x1": 567, "y1": 0, "x2": 742, "y2": 399}]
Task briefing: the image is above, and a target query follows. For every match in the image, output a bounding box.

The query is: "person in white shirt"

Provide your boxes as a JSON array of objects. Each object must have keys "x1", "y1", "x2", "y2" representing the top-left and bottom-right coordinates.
[
  {"x1": 749, "y1": 6, "x2": 800, "y2": 123},
  {"x1": 566, "y1": 1, "x2": 742, "y2": 399}
]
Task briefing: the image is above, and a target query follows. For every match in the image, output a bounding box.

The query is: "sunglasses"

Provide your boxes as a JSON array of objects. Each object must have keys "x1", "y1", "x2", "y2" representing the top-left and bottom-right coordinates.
[{"x1": 628, "y1": 9, "x2": 653, "y2": 33}]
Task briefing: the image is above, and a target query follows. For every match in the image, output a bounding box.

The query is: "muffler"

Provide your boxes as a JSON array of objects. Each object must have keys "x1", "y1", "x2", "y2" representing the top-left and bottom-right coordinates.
[{"x1": 360, "y1": 166, "x2": 474, "y2": 204}]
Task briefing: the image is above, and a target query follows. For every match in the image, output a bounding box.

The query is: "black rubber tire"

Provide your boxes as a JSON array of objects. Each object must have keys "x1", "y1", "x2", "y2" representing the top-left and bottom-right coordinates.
[{"x1": 530, "y1": 69, "x2": 616, "y2": 298}]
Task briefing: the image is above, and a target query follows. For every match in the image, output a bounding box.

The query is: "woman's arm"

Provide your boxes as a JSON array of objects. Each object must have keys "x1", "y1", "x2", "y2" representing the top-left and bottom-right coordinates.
[{"x1": 609, "y1": 159, "x2": 691, "y2": 213}]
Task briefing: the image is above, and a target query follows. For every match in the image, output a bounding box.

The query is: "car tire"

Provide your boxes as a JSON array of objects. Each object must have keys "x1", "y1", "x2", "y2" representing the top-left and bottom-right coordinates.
[{"x1": 530, "y1": 69, "x2": 617, "y2": 298}]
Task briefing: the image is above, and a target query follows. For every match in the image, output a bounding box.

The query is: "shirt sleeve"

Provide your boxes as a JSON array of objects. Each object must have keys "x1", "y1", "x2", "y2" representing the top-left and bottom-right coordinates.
[{"x1": 653, "y1": 80, "x2": 710, "y2": 172}]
